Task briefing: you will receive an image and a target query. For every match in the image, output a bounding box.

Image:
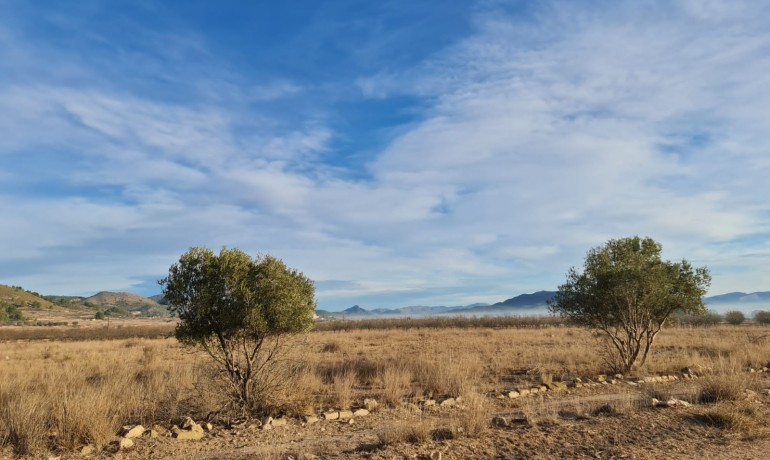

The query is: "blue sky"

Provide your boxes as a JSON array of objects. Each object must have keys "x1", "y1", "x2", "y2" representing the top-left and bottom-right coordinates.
[{"x1": 1, "y1": 0, "x2": 769, "y2": 310}]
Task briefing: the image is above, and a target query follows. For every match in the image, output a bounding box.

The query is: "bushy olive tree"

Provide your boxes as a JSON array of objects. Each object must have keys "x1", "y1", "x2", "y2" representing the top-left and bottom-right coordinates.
[
  {"x1": 549, "y1": 237, "x2": 711, "y2": 373},
  {"x1": 161, "y1": 247, "x2": 316, "y2": 412}
]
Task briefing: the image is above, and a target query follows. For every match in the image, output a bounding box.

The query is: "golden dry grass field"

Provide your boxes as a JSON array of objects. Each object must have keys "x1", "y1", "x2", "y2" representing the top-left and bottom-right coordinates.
[{"x1": 1, "y1": 321, "x2": 770, "y2": 459}]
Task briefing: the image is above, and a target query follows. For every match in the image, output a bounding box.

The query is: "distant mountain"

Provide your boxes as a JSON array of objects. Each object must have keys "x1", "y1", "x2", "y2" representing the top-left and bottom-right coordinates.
[
  {"x1": 705, "y1": 291, "x2": 770, "y2": 303},
  {"x1": 324, "y1": 293, "x2": 556, "y2": 317},
  {"x1": 492, "y1": 291, "x2": 556, "y2": 308},
  {"x1": 341, "y1": 305, "x2": 370, "y2": 315}
]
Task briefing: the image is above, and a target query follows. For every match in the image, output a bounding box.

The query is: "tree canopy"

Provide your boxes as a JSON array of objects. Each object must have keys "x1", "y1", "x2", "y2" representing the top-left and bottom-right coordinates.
[
  {"x1": 549, "y1": 236, "x2": 711, "y2": 372},
  {"x1": 161, "y1": 246, "x2": 316, "y2": 411}
]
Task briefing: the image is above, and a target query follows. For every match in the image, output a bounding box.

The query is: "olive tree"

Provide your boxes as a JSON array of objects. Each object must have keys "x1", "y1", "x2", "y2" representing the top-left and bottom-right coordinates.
[
  {"x1": 161, "y1": 247, "x2": 315, "y2": 412},
  {"x1": 549, "y1": 237, "x2": 711, "y2": 373}
]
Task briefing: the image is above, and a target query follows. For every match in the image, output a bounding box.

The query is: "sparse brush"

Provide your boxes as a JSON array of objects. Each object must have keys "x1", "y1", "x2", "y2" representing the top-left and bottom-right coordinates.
[
  {"x1": 697, "y1": 373, "x2": 756, "y2": 404},
  {"x1": 696, "y1": 404, "x2": 763, "y2": 436},
  {"x1": 377, "y1": 419, "x2": 432, "y2": 445},
  {"x1": 453, "y1": 390, "x2": 490, "y2": 437},
  {"x1": 0, "y1": 390, "x2": 49, "y2": 455},
  {"x1": 332, "y1": 370, "x2": 356, "y2": 409},
  {"x1": 380, "y1": 364, "x2": 412, "y2": 407},
  {"x1": 321, "y1": 341, "x2": 342, "y2": 353}
]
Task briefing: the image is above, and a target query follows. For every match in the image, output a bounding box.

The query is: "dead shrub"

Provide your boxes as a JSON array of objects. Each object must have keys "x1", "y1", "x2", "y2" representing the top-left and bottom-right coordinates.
[
  {"x1": 332, "y1": 370, "x2": 356, "y2": 409},
  {"x1": 695, "y1": 404, "x2": 763, "y2": 435},
  {"x1": 321, "y1": 341, "x2": 342, "y2": 353},
  {"x1": 452, "y1": 390, "x2": 490, "y2": 437},
  {"x1": 380, "y1": 364, "x2": 412, "y2": 407},
  {"x1": 0, "y1": 391, "x2": 48, "y2": 455},
  {"x1": 377, "y1": 420, "x2": 432, "y2": 445},
  {"x1": 697, "y1": 373, "x2": 755, "y2": 404}
]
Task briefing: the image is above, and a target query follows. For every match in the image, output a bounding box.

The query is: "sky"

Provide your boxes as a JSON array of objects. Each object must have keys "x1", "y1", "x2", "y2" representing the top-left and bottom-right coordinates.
[{"x1": 1, "y1": 0, "x2": 769, "y2": 310}]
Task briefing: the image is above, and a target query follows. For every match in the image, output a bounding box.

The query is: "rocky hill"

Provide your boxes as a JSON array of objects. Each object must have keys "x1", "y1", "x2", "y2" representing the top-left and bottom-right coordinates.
[
  {"x1": 84, "y1": 291, "x2": 159, "y2": 308},
  {"x1": 0, "y1": 284, "x2": 58, "y2": 310}
]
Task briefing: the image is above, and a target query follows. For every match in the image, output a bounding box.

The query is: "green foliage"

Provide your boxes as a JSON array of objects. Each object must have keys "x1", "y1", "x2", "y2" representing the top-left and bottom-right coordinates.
[
  {"x1": 549, "y1": 236, "x2": 711, "y2": 372},
  {"x1": 724, "y1": 310, "x2": 745, "y2": 325},
  {"x1": 160, "y1": 246, "x2": 316, "y2": 412},
  {"x1": 94, "y1": 311, "x2": 105, "y2": 320},
  {"x1": 0, "y1": 303, "x2": 25, "y2": 322},
  {"x1": 754, "y1": 310, "x2": 770, "y2": 325}
]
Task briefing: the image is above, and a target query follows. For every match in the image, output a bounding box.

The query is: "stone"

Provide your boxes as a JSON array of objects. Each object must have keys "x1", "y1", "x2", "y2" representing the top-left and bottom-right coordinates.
[
  {"x1": 507, "y1": 390, "x2": 520, "y2": 399},
  {"x1": 142, "y1": 430, "x2": 159, "y2": 438},
  {"x1": 181, "y1": 417, "x2": 197, "y2": 430},
  {"x1": 439, "y1": 398, "x2": 456, "y2": 407},
  {"x1": 172, "y1": 425, "x2": 205, "y2": 440},
  {"x1": 338, "y1": 410, "x2": 354, "y2": 420},
  {"x1": 151, "y1": 424, "x2": 168, "y2": 436},
  {"x1": 492, "y1": 416, "x2": 509, "y2": 427},
  {"x1": 80, "y1": 445, "x2": 95, "y2": 455},
  {"x1": 353, "y1": 408, "x2": 370, "y2": 417},
  {"x1": 539, "y1": 385, "x2": 548, "y2": 392},
  {"x1": 529, "y1": 387, "x2": 539, "y2": 394},
  {"x1": 118, "y1": 438, "x2": 134, "y2": 450},
  {"x1": 271, "y1": 417, "x2": 288, "y2": 427},
  {"x1": 423, "y1": 399, "x2": 436, "y2": 406},
  {"x1": 119, "y1": 425, "x2": 145, "y2": 439},
  {"x1": 363, "y1": 398, "x2": 379, "y2": 411},
  {"x1": 201, "y1": 422, "x2": 213, "y2": 432},
  {"x1": 666, "y1": 399, "x2": 691, "y2": 407},
  {"x1": 429, "y1": 452, "x2": 442, "y2": 460},
  {"x1": 323, "y1": 411, "x2": 339, "y2": 420},
  {"x1": 518, "y1": 388, "x2": 531, "y2": 396},
  {"x1": 303, "y1": 415, "x2": 319, "y2": 425}
]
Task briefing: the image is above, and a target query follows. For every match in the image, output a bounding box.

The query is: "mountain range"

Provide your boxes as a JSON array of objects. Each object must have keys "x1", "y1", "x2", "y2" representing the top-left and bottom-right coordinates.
[
  {"x1": 319, "y1": 290, "x2": 770, "y2": 317},
  {"x1": 3, "y1": 283, "x2": 768, "y2": 320}
]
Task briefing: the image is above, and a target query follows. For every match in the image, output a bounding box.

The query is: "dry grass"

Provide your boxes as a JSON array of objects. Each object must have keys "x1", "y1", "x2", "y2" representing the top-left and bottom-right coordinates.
[
  {"x1": 377, "y1": 418, "x2": 433, "y2": 445},
  {"x1": 1, "y1": 323, "x2": 770, "y2": 456},
  {"x1": 697, "y1": 372, "x2": 757, "y2": 404}
]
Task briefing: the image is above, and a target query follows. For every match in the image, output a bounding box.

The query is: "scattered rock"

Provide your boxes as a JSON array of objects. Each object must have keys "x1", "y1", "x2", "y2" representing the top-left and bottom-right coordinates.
[
  {"x1": 118, "y1": 438, "x2": 134, "y2": 450},
  {"x1": 260, "y1": 417, "x2": 274, "y2": 430},
  {"x1": 171, "y1": 424, "x2": 205, "y2": 440},
  {"x1": 507, "y1": 390, "x2": 520, "y2": 399},
  {"x1": 338, "y1": 410, "x2": 354, "y2": 420},
  {"x1": 303, "y1": 415, "x2": 319, "y2": 425},
  {"x1": 652, "y1": 398, "x2": 691, "y2": 408},
  {"x1": 439, "y1": 398, "x2": 456, "y2": 407},
  {"x1": 151, "y1": 424, "x2": 168, "y2": 436},
  {"x1": 353, "y1": 408, "x2": 370, "y2": 417},
  {"x1": 180, "y1": 417, "x2": 197, "y2": 430},
  {"x1": 118, "y1": 425, "x2": 145, "y2": 439},
  {"x1": 142, "y1": 430, "x2": 159, "y2": 439},
  {"x1": 271, "y1": 417, "x2": 288, "y2": 427},
  {"x1": 429, "y1": 451, "x2": 442, "y2": 460},
  {"x1": 519, "y1": 388, "x2": 531, "y2": 396},
  {"x1": 323, "y1": 411, "x2": 340, "y2": 420},
  {"x1": 492, "y1": 416, "x2": 509, "y2": 427},
  {"x1": 80, "y1": 445, "x2": 95, "y2": 455},
  {"x1": 423, "y1": 399, "x2": 437, "y2": 406},
  {"x1": 201, "y1": 422, "x2": 213, "y2": 432}
]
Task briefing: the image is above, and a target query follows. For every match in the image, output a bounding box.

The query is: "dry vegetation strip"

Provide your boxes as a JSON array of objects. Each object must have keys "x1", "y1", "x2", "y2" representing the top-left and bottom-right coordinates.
[{"x1": 1, "y1": 325, "x2": 769, "y2": 457}]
